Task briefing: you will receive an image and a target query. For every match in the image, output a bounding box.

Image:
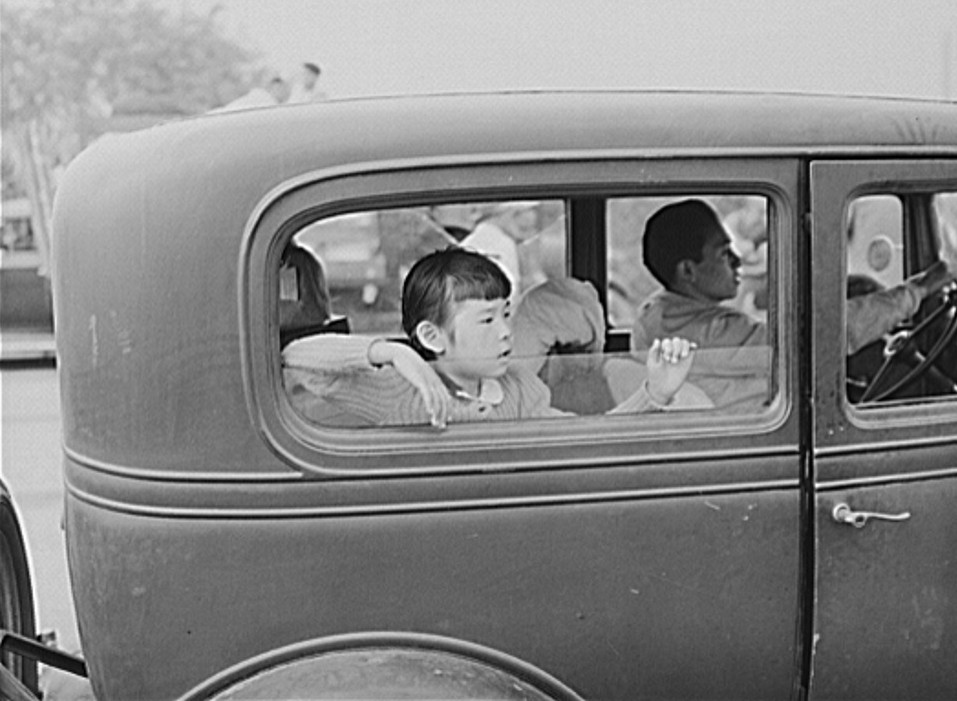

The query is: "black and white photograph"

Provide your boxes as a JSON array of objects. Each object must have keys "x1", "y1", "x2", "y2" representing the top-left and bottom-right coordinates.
[{"x1": 2, "y1": 1, "x2": 957, "y2": 699}]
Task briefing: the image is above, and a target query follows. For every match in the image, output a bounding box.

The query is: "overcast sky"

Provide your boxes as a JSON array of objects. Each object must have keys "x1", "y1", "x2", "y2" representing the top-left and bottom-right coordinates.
[{"x1": 206, "y1": 0, "x2": 957, "y2": 100}]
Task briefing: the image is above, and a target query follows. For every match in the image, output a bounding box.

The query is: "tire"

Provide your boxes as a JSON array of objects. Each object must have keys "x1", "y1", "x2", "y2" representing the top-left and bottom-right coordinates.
[{"x1": 0, "y1": 489, "x2": 39, "y2": 694}]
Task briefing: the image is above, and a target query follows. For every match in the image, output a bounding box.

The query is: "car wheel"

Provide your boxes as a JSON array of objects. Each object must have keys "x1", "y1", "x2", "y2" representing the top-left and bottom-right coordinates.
[{"x1": 0, "y1": 492, "x2": 39, "y2": 695}]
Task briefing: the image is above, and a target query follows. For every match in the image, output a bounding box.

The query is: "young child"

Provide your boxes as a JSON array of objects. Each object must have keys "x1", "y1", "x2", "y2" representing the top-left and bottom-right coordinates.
[{"x1": 283, "y1": 247, "x2": 695, "y2": 428}]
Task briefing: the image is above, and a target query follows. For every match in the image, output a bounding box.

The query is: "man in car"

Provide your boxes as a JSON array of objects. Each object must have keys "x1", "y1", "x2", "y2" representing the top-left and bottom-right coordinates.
[{"x1": 633, "y1": 198, "x2": 954, "y2": 357}]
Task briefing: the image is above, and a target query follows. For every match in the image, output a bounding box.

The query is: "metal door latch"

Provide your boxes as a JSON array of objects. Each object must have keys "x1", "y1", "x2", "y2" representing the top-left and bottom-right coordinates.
[{"x1": 832, "y1": 502, "x2": 911, "y2": 528}]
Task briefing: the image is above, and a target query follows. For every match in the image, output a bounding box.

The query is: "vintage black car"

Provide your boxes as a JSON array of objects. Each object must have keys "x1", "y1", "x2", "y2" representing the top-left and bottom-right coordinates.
[{"x1": 3, "y1": 90, "x2": 957, "y2": 700}]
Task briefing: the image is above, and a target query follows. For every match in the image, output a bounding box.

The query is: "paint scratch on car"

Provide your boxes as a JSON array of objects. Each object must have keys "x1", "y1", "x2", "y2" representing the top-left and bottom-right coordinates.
[{"x1": 88, "y1": 314, "x2": 98, "y2": 367}]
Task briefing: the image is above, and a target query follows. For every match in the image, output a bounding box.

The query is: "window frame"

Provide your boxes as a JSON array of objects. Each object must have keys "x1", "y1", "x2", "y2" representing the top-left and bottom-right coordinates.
[
  {"x1": 242, "y1": 157, "x2": 800, "y2": 476},
  {"x1": 810, "y1": 160, "x2": 957, "y2": 464}
]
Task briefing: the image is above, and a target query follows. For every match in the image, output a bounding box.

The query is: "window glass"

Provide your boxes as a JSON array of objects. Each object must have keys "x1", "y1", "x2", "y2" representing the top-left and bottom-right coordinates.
[
  {"x1": 607, "y1": 196, "x2": 768, "y2": 328},
  {"x1": 847, "y1": 195, "x2": 903, "y2": 291},
  {"x1": 287, "y1": 202, "x2": 566, "y2": 336},
  {"x1": 846, "y1": 192, "x2": 957, "y2": 406},
  {"x1": 606, "y1": 195, "x2": 773, "y2": 415},
  {"x1": 935, "y1": 192, "x2": 957, "y2": 263},
  {"x1": 280, "y1": 195, "x2": 779, "y2": 429},
  {"x1": 284, "y1": 200, "x2": 686, "y2": 429}
]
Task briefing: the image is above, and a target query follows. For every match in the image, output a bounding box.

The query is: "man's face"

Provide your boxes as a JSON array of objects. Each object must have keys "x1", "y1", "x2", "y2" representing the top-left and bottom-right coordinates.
[
  {"x1": 687, "y1": 228, "x2": 742, "y2": 302},
  {"x1": 440, "y1": 297, "x2": 513, "y2": 384}
]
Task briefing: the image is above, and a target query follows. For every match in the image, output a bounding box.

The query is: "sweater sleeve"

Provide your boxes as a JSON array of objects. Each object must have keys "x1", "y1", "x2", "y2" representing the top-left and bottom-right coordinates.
[
  {"x1": 513, "y1": 363, "x2": 695, "y2": 417},
  {"x1": 283, "y1": 334, "x2": 430, "y2": 426},
  {"x1": 607, "y1": 381, "x2": 659, "y2": 414},
  {"x1": 283, "y1": 333, "x2": 377, "y2": 372},
  {"x1": 846, "y1": 282, "x2": 921, "y2": 355}
]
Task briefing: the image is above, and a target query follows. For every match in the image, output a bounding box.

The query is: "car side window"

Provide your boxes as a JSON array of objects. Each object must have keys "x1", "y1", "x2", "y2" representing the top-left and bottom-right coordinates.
[
  {"x1": 845, "y1": 192, "x2": 957, "y2": 406},
  {"x1": 936, "y1": 193, "x2": 957, "y2": 262},
  {"x1": 847, "y1": 195, "x2": 903, "y2": 290},
  {"x1": 283, "y1": 200, "x2": 628, "y2": 428},
  {"x1": 285, "y1": 202, "x2": 567, "y2": 336},
  {"x1": 278, "y1": 192, "x2": 783, "y2": 428},
  {"x1": 606, "y1": 194, "x2": 774, "y2": 415}
]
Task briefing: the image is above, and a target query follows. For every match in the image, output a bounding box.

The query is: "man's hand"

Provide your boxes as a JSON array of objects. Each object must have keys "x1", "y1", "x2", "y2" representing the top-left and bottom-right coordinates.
[
  {"x1": 369, "y1": 340, "x2": 451, "y2": 428},
  {"x1": 912, "y1": 260, "x2": 955, "y2": 300},
  {"x1": 646, "y1": 337, "x2": 697, "y2": 405}
]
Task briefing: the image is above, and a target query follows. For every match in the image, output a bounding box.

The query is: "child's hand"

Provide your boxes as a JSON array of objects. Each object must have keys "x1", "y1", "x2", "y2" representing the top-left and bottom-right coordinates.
[
  {"x1": 646, "y1": 337, "x2": 696, "y2": 405},
  {"x1": 374, "y1": 341, "x2": 452, "y2": 428}
]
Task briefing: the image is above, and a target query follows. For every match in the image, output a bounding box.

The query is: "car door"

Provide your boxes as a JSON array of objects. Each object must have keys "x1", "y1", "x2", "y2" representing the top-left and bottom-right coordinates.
[
  {"x1": 810, "y1": 160, "x2": 957, "y2": 700},
  {"x1": 253, "y1": 157, "x2": 807, "y2": 699}
]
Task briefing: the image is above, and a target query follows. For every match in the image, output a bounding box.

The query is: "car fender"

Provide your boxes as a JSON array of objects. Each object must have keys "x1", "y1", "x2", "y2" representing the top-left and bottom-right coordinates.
[{"x1": 177, "y1": 631, "x2": 584, "y2": 701}]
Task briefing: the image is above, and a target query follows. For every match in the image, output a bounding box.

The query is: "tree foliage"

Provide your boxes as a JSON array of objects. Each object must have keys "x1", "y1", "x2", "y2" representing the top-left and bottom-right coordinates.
[
  {"x1": 2, "y1": 0, "x2": 264, "y2": 131},
  {"x1": 1, "y1": 0, "x2": 268, "y2": 271}
]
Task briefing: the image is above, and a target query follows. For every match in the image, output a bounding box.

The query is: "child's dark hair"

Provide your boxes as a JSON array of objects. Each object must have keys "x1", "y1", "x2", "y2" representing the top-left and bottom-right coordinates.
[
  {"x1": 402, "y1": 247, "x2": 511, "y2": 359},
  {"x1": 643, "y1": 199, "x2": 724, "y2": 288}
]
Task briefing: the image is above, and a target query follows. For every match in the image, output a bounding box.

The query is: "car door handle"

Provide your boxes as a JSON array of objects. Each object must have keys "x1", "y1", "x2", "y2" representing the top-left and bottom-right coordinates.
[{"x1": 832, "y1": 502, "x2": 911, "y2": 528}]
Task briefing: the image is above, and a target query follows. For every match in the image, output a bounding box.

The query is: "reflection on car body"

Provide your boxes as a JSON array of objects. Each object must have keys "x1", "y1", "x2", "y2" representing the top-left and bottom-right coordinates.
[{"x1": 33, "y1": 90, "x2": 957, "y2": 699}]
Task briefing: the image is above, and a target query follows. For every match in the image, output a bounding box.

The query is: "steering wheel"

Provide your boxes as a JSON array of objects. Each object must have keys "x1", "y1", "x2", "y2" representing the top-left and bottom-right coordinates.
[{"x1": 859, "y1": 283, "x2": 957, "y2": 403}]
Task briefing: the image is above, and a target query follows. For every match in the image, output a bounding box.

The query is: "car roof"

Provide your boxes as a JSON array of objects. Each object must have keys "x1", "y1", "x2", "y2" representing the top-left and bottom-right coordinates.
[
  {"x1": 112, "y1": 89, "x2": 957, "y2": 160},
  {"x1": 58, "y1": 90, "x2": 957, "y2": 242}
]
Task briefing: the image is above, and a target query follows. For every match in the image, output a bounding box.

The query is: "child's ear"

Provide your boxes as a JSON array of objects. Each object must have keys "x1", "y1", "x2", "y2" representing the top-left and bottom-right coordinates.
[{"x1": 414, "y1": 320, "x2": 446, "y2": 355}]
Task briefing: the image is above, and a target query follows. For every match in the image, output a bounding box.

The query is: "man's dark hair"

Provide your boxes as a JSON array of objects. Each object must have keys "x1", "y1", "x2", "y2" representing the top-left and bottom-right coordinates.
[
  {"x1": 643, "y1": 199, "x2": 725, "y2": 288},
  {"x1": 402, "y1": 247, "x2": 510, "y2": 359}
]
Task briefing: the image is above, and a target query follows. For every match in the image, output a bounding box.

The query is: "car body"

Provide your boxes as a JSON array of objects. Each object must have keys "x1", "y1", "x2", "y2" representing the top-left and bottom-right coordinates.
[{"x1": 48, "y1": 90, "x2": 957, "y2": 699}]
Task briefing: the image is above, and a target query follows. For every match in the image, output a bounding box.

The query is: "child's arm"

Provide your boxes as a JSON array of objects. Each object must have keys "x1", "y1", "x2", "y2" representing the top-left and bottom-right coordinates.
[
  {"x1": 367, "y1": 340, "x2": 452, "y2": 428},
  {"x1": 609, "y1": 337, "x2": 697, "y2": 413},
  {"x1": 646, "y1": 337, "x2": 696, "y2": 404},
  {"x1": 283, "y1": 334, "x2": 452, "y2": 428}
]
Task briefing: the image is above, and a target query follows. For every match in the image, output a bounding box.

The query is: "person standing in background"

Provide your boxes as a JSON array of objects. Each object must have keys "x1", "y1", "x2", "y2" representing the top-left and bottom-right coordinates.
[
  {"x1": 288, "y1": 62, "x2": 327, "y2": 103},
  {"x1": 461, "y1": 202, "x2": 546, "y2": 306}
]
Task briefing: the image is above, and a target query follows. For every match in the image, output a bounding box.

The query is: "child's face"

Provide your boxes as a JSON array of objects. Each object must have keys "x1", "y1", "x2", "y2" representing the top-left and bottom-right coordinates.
[{"x1": 439, "y1": 297, "x2": 513, "y2": 385}]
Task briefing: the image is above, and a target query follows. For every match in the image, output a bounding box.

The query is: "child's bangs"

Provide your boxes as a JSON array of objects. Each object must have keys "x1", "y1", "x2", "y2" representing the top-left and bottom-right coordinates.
[{"x1": 448, "y1": 265, "x2": 511, "y2": 303}]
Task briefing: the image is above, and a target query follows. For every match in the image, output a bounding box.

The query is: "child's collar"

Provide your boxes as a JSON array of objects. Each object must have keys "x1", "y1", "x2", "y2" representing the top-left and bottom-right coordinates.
[{"x1": 437, "y1": 372, "x2": 504, "y2": 406}]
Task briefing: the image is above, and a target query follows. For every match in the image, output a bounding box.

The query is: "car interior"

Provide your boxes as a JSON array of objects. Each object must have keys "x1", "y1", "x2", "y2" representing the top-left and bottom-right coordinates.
[
  {"x1": 279, "y1": 190, "x2": 957, "y2": 427},
  {"x1": 844, "y1": 192, "x2": 957, "y2": 405},
  {"x1": 279, "y1": 195, "x2": 774, "y2": 426}
]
